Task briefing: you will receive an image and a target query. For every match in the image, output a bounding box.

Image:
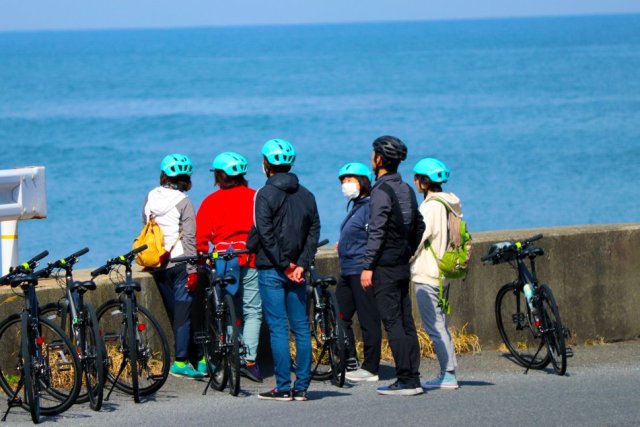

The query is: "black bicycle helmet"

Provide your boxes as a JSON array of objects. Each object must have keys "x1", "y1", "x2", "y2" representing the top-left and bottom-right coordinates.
[{"x1": 372, "y1": 135, "x2": 408, "y2": 163}]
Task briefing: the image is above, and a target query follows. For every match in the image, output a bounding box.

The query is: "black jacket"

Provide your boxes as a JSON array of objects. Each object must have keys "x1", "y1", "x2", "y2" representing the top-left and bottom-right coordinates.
[
  {"x1": 248, "y1": 173, "x2": 321, "y2": 270},
  {"x1": 362, "y1": 173, "x2": 425, "y2": 269}
]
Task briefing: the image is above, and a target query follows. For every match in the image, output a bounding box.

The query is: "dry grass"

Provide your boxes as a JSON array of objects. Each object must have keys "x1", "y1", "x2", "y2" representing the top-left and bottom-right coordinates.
[
  {"x1": 584, "y1": 336, "x2": 607, "y2": 346},
  {"x1": 104, "y1": 341, "x2": 164, "y2": 383},
  {"x1": 291, "y1": 322, "x2": 481, "y2": 362}
]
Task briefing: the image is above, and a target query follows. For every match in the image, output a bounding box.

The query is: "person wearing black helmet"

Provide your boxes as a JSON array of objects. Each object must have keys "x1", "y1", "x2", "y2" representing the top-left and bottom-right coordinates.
[{"x1": 361, "y1": 135, "x2": 425, "y2": 396}]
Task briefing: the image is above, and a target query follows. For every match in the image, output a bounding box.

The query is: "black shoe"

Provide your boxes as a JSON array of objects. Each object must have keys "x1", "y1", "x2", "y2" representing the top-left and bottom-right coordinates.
[
  {"x1": 258, "y1": 388, "x2": 293, "y2": 401},
  {"x1": 293, "y1": 390, "x2": 308, "y2": 401},
  {"x1": 240, "y1": 362, "x2": 264, "y2": 383}
]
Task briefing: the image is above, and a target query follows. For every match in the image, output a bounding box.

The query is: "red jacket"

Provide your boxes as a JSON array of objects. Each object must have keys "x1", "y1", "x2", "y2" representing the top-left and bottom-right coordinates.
[{"x1": 196, "y1": 185, "x2": 256, "y2": 268}]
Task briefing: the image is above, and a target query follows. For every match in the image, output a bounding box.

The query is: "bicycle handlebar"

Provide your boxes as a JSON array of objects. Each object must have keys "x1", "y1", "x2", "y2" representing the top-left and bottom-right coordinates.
[
  {"x1": 0, "y1": 250, "x2": 50, "y2": 285},
  {"x1": 317, "y1": 239, "x2": 329, "y2": 248},
  {"x1": 172, "y1": 248, "x2": 251, "y2": 265},
  {"x1": 90, "y1": 245, "x2": 148, "y2": 277},
  {"x1": 50, "y1": 247, "x2": 90, "y2": 270},
  {"x1": 482, "y1": 234, "x2": 545, "y2": 265}
]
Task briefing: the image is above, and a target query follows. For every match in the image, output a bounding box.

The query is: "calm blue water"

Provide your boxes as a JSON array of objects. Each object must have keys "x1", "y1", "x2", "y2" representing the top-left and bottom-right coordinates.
[{"x1": 1, "y1": 15, "x2": 639, "y2": 268}]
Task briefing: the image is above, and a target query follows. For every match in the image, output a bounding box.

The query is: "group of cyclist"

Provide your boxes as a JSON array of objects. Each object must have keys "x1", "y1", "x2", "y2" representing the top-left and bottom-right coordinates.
[{"x1": 144, "y1": 135, "x2": 464, "y2": 400}]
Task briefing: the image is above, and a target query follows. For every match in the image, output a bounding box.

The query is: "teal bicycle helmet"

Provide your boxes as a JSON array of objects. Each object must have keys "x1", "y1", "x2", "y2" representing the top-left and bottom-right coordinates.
[
  {"x1": 211, "y1": 152, "x2": 248, "y2": 176},
  {"x1": 413, "y1": 158, "x2": 450, "y2": 183},
  {"x1": 161, "y1": 154, "x2": 193, "y2": 177},
  {"x1": 338, "y1": 162, "x2": 374, "y2": 182},
  {"x1": 261, "y1": 139, "x2": 296, "y2": 166}
]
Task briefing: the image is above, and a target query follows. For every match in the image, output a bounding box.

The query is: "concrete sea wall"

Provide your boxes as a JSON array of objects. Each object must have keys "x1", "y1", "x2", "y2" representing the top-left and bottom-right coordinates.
[{"x1": 1, "y1": 224, "x2": 638, "y2": 355}]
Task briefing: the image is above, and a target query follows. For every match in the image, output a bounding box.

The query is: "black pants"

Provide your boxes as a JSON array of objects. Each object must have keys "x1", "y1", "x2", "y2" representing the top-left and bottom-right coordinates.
[
  {"x1": 373, "y1": 264, "x2": 421, "y2": 386},
  {"x1": 335, "y1": 274, "x2": 382, "y2": 375}
]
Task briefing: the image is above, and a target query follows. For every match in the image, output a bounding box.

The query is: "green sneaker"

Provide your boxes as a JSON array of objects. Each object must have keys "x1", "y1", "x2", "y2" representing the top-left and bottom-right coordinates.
[
  {"x1": 169, "y1": 361, "x2": 205, "y2": 379},
  {"x1": 197, "y1": 358, "x2": 215, "y2": 377}
]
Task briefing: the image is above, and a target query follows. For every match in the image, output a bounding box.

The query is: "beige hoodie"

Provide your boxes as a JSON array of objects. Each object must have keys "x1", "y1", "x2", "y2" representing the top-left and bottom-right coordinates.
[{"x1": 410, "y1": 192, "x2": 463, "y2": 287}]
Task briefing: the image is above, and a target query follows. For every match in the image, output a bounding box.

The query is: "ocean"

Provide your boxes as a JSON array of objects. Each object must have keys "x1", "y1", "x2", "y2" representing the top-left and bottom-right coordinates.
[{"x1": 1, "y1": 14, "x2": 639, "y2": 268}]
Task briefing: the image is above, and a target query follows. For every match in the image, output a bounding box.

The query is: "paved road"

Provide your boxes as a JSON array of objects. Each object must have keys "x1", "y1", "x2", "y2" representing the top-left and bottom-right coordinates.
[{"x1": 3, "y1": 341, "x2": 639, "y2": 426}]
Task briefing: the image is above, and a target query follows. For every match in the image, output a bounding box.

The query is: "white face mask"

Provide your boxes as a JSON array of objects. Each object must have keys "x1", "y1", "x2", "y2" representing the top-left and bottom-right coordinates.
[{"x1": 341, "y1": 182, "x2": 360, "y2": 200}]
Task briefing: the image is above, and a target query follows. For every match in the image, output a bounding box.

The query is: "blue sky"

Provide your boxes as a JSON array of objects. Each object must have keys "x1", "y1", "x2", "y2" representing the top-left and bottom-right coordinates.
[{"x1": 2, "y1": 0, "x2": 640, "y2": 32}]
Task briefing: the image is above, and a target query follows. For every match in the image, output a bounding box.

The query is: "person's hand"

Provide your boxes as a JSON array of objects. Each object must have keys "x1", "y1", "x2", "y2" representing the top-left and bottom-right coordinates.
[
  {"x1": 291, "y1": 266, "x2": 305, "y2": 283},
  {"x1": 361, "y1": 270, "x2": 373, "y2": 290},
  {"x1": 186, "y1": 272, "x2": 199, "y2": 293},
  {"x1": 285, "y1": 262, "x2": 296, "y2": 280},
  {"x1": 285, "y1": 263, "x2": 305, "y2": 283}
]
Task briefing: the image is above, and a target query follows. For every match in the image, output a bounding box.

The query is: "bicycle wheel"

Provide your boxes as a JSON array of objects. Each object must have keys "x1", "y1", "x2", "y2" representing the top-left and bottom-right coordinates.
[
  {"x1": 495, "y1": 283, "x2": 550, "y2": 369},
  {"x1": 0, "y1": 314, "x2": 82, "y2": 416},
  {"x1": 21, "y1": 314, "x2": 40, "y2": 423},
  {"x1": 326, "y1": 291, "x2": 346, "y2": 387},
  {"x1": 82, "y1": 303, "x2": 105, "y2": 410},
  {"x1": 207, "y1": 295, "x2": 228, "y2": 392},
  {"x1": 538, "y1": 285, "x2": 567, "y2": 376},
  {"x1": 223, "y1": 294, "x2": 240, "y2": 396},
  {"x1": 309, "y1": 290, "x2": 346, "y2": 386},
  {"x1": 97, "y1": 299, "x2": 170, "y2": 398},
  {"x1": 41, "y1": 301, "x2": 102, "y2": 407}
]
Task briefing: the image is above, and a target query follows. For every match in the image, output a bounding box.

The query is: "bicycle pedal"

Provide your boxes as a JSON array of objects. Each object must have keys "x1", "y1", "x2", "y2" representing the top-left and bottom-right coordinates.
[
  {"x1": 147, "y1": 374, "x2": 165, "y2": 381},
  {"x1": 103, "y1": 333, "x2": 121, "y2": 343},
  {"x1": 511, "y1": 313, "x2": 525, "y2": 324},
  {"x1": 565, "y1": 347, "x2": 574, "y2": 358}
]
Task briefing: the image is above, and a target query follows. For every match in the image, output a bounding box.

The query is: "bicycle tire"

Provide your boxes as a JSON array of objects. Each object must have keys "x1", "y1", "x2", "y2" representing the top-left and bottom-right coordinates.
[
  {"x1": 207, "y1": 294, "x2": 228, "y2": 392},
  {"x1": 83, "y1": 303, "x2": 105, "y2": 410},
  {"x1": 308, "y1": 296, "x2": 332, "y2": 381},
  {"x1": 223, "y1": 294, "x2": 240, "y2": 396},
  {"x1": 0, "y1": 314, "x2": 82, "y2": 416},
  {"x1": 495, "y1": 283, "x2": 550, "y2": 369},
  {"x1": 22, "y1": 314, "x2": 40, "y2": 423},
  {"x1": 97, "y1": 299, "x2": 170, "y2": 398},
  {"x1": 40, "y1": 298, "x2": 105, "y2": 411},
  {"x1": 124, "y1": 297, "x2": 140, "y2": 403},
  {"x1": 326, "y1": 291, "x2": 346, "y2": 387},
  {"x1": 538, "y1": 285, "x2": 567, "y2": 375}
]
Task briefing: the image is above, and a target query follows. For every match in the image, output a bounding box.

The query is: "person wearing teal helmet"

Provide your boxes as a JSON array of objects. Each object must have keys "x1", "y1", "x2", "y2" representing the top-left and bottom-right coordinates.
[
  {"x1": 250, "y1": 138, "x2": 320, "y2": 401},
  {"x1": 145, "y1": 153, "x2": 203, "y2": 379},
  {"x1": 194, "y1": 151, "x2": 263, "y2": 381},
  {"x1": 335, "y1": 162, "x2": 382, "y2": 383},
  {"x1": 411, "y1": 157, "x2": 462, "y2": 390}
]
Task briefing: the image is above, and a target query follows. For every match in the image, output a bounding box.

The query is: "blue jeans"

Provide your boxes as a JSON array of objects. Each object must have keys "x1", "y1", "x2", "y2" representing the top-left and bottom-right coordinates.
[
  {"x1": 258, "y1": 268, "x2": 311, "y2": 392},
  {"x1": 152, "y1": 264, "x2": 193, "y2": 359}
]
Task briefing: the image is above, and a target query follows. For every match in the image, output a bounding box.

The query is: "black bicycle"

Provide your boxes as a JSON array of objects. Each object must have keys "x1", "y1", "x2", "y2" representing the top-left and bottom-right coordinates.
[
  {"x1": 39, "y1": 248, "x2": 106, "y2": 411},
  {"x1": 305, "y1": 239, "x2": 347, "y2": 387},
  {"x1": 91, "y1": 245, "x2": 170, "y2": 403},
  {"x1": 482, "y1": 234, "x2": 570, "y2": 375},
  {"x1": 172, "y1": 248, "x2": 247, "y2": 397},
  {"x1": 0, "y1": 251, "x2": 82, "y2": 423}
]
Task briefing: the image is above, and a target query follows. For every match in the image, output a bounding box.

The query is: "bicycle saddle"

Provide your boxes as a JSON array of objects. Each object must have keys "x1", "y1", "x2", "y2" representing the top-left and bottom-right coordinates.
[
  {"x1": 313, "y1": 275, "x2": 337, "y2": 287},
  {"x1": 213, "y1": 275, "x2": 236, "y2": 287},
  {"x1": 71, "y1": 280, "x2": 97, "y2": 293}
]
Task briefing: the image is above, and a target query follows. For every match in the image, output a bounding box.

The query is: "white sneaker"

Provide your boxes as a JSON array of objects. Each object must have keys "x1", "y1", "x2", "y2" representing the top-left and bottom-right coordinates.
[{"x1": 346, "y1": 368, "x2": 379, "y2": 382}]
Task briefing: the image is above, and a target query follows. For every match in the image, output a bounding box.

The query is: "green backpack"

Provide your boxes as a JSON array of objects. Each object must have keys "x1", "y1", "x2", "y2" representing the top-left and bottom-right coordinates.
[
  {"x1": 425, "y1": 198, "x2": 472, "y2": 312},
  {"x1": 426, "y1": 198, "x2": 472, "y2": 279}
]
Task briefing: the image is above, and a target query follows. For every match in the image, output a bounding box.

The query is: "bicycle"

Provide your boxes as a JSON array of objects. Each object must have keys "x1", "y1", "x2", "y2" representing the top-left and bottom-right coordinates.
[
  {"x1": 305, "y1": 239, "x2": 347, "y2": 387},
  {"x1": 482, "y1": 233, "x2": 571, "y2": 376},
  {"x1": 91, "y1": 245, "x2": 170, "y2": 403},
  {"x1": 39, "y1": 247, "x2": 106, "y2": 411},
  {"x1": 172, "y1": 248, "x2": 247, "y2": 397},
  {"x1": 0, "y1": 251, "x2": 82, "y2": 423}
]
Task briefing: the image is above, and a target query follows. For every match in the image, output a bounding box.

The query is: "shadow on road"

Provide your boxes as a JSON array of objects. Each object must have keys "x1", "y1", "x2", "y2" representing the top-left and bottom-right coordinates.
[{"x1": 458, "y1": 380, "x2": 494, "y2": 387}]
